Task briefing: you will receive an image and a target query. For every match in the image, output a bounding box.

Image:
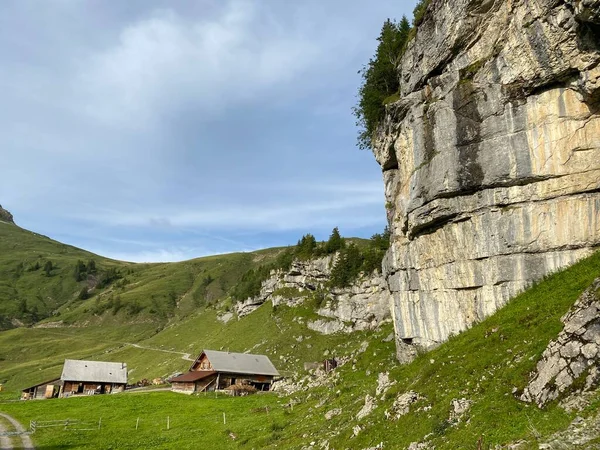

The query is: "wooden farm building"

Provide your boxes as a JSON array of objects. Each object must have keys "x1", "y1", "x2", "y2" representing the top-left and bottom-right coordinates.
[
  {"x1": 61, "y1": 359, "x2": 127, "y2": 396},
  {"x1": 170, "y1": 350, "x2": 279, "y2": 394},
  {"x1": 21, "y1": 359, "x2": 128, "y2": 399},
  {"x1": 21, "y1": 378, "x2": 62, "y2": 400}
]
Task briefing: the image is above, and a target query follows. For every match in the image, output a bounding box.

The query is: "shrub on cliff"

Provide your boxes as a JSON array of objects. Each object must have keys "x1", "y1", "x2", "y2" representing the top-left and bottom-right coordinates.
[
  {"x1": 296, "y1": 233, "x2": 318, "y2": 259},
  {"x1": 353, "y1": 17, "x2": 410, "y2": 150},
  {"x1": 412, "y1": 0, "x2": 431, "y2": 26},
  {"x1": 330, "y1": 228, "x2": 390, "y2": 287}
]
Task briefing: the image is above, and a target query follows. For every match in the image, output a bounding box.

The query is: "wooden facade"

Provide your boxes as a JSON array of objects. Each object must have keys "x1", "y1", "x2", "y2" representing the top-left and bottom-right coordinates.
[
  {"x1": 21, "y1": 379, "x2": 62, "y2": 400},
  {"x1": 170, "y1": 350, "x2": 279, "y2": 395},
  {"x1": 61, "y1": 380, "x2": 125, "y2": 396},
  {"x1": 22, "y1": 359, "x2": 128, "y2": 400}
]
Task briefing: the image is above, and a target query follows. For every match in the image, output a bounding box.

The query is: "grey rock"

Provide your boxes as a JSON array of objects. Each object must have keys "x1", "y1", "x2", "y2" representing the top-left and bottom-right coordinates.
[
  {"x1": 449, "y1": 398, "x2": 472, "y2": 423},
  {"x1": 560, "y1": 341, "x2": 582, "y2": 359},
  {"x1": 581, "y1": 343, "x2": 598, "y2": 359},
  {"x1": 217, "y1": 312, "x2": 233, "y2": 324},
  {"x1": 0, "y1": 204, "x2": 14, "y2": 224},
  {"x1": 234, "y1": 254, "x2": 391, "y2": 332},
  {"x1": 541, "y1": 409, "x2": 600, "y2": 448},
  {"x1": 375, "y1": 372, "x2": 395, "y2": 398},
  {"x1": 386, "y1": 391, "x2": 421, "y2": 420},
  {"x1": 356, "y1": 394, "x2": 376, "y2": 420},
  {"x1": 522, "y1": 279, "x2": 600, "y2": 407},
  {"x1": 324, "y1": 408, "x2": 342, "y2": 420},
  {"x1": 370, "y1": 0, "x2": 600, "y2": 357}
]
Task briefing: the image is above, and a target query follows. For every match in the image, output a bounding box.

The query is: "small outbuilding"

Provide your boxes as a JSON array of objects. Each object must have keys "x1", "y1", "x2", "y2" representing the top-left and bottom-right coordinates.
[
  {"x1": 170, "y1": 350, "x2": 279, "y2": 394},
  {"x1": 21, "y1": 378, "x2": 63, "y2": 400}
]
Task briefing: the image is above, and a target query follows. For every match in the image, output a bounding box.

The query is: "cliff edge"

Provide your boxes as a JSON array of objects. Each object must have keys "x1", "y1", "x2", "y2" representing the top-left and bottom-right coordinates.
[
  {"x1": 373, "y1": 0, "x2": 600, "y2": 357},
  {"x1": 0, "y1": 204, "x2": 14, "y2": 224}
]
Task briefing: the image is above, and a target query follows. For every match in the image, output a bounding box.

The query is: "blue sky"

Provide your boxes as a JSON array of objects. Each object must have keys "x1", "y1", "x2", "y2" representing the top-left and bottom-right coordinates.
[{"x1": 1, "y1": 0, "x2": 417, "y2": 262}]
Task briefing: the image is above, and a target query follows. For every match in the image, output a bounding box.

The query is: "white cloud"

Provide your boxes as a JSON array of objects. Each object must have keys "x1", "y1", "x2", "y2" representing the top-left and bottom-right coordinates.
[
  {"x1": 77, "y1": 2, "x2": 321, "y2": 129},
  {"x1": 96, "y1": 247, "x2": 209, "y2": 263},
  {"x1": 69, "y1": 182, "x2": 384, "y2": 231}
]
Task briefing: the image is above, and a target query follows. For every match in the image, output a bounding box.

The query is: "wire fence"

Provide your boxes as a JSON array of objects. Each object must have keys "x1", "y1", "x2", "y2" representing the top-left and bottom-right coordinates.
[
  {"x1": 30, "y1": 419, "x2": 101, "y2": 433},
  {"x1": 29, "y1": 416, "x2": 179, "y2": 434}
]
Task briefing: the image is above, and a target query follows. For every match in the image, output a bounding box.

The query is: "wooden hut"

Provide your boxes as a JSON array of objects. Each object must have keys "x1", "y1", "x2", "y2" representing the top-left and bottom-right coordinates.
[
  {"x1": 60, "y1": 359, "x2": 127, "y2": 396},
  {"x1": 170, "y1": 350, "x2": 279, "y2": 394},
  {"x1": 21, "y1": 378, "x2": 63, "y2": 400}
]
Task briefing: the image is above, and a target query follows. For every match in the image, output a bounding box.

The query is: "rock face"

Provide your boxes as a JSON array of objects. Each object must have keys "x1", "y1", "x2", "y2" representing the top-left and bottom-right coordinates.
[
  {"x1": 372, "y1": 0, "x2": 600, "y2": 355},
  {"x1": 233, "y1": 255, "x2": 391, "y2": 333},
  {"x1": 521, "y1": 278, "x2": 600, "y2": 407},
  {"x1": 0, "y1": 204, "x2": 14, "y2": 224}
]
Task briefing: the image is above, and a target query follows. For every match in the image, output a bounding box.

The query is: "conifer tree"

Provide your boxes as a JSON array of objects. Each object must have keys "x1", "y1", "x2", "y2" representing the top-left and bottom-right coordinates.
[
  {"x1": 353, "y1": 16, "x2": 411, "y2": 150},
  {"x1": 325, "y1": 227, "x2": 345, "y2": 254}
]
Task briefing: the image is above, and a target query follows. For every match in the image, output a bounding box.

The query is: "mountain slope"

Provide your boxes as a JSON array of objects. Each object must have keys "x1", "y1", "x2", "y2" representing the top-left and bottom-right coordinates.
[
  {"x1": 0, "y1": 219, "x2": 286, "y2": 330},
  {"x1": 0, "y1": 250, "x2": 599, "y2": 449}
]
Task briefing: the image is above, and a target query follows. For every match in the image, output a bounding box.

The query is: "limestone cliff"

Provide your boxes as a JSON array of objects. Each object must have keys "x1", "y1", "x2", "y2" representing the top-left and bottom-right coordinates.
[
  {"x1": 233, "y1": 255, "x2": 391, "y2": 333},
  {"x1": 0, "y1": 204, "x2": 14, "y2": 224},
  {"x1": 372, "y1": 0, "x2": 600, "y2": 356}
]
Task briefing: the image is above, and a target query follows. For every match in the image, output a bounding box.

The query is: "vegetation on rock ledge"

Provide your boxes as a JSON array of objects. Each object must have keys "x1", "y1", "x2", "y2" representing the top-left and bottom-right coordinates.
[{"x1": 353, "y1": 0, "x2": 432, "y2": 150}]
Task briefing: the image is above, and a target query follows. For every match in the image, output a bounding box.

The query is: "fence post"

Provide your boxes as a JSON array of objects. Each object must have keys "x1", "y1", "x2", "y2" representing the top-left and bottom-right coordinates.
[
  {"x1": 223, "y1": 412, "x2": 226, "y2": 425},
  {"x1": 167, "y1": 416, "x2": 170, "y2": 430},
  {"x1": 136, "y1": 418, "x2": 139, "y2": 430},
  {"x1": 98, "y1": 418, "x2": 102, "y2": 430}
]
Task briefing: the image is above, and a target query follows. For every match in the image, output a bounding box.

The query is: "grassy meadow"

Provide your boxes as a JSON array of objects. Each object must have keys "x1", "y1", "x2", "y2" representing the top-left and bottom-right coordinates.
[
  {"x1": 2, "y1": 249, "x2": 598, "y2": 448},
  {"x1": 1, "y1": 219, "x2": 600, "y2": 448}
]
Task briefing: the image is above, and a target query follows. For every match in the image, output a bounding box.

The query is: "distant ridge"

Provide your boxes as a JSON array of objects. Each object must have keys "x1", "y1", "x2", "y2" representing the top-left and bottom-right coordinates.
[{"x1": 0, "y1": 204, "x2": 14, "y2": 224}]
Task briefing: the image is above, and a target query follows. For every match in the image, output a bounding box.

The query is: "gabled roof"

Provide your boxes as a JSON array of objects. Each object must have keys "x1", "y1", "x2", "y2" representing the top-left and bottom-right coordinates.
[
  {"x1": 170, "y1": 371, "x2": 216, "y2": 383},
  {"x1": 60, "y1": 359, "x2": 128, "y2": 384},
  {"x1": 191, "y1": 350, "x2": 280, "y2": 377}
]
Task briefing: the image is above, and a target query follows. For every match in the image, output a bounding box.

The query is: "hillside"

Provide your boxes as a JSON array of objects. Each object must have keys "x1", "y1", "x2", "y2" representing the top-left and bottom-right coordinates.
[
  {"x1": 0, "y1": 218, "x2": 288, "y2": 330},
  {"x1": 1, "y1": 1, "x2": 599, "y2": 447},
  {"x1": 0, "y1": 250, "x2": 598, "y2": 448},
  {"x1": 0, "y1": 213, "x2": 390, "y2": 393}
]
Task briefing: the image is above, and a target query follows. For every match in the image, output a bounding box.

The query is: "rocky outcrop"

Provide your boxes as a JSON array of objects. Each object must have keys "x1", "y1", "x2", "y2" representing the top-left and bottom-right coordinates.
[
  {"x1": 0, "y1": 205, "x2": 14, "y2": 224},
  {"x1": 233, "y1": 255, "x2": 391, "y2": 332},
  {"x1": 373, "y1": 0, "x2": 600, "y2": 355},
  {"x1": 521, "y1": 278, "x2": 600, "y2": 407}
]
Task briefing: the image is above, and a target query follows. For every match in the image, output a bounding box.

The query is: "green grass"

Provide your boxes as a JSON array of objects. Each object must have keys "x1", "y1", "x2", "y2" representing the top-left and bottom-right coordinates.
[
  {"x1": 2, "y1": 219, "x2": 600, "y2": 448},
  {"x1": 0, "y1": 391, "x2": 286, "y2": 449},
  {"x1": 0, "y1": 250, "x2": 599, "y2": 448},
  {"x1": 0, "y1": 221, "x2": 287, "y2": 330},
  {"x1": 274, "y1": 250, "x2": 600, "y2": 449}
]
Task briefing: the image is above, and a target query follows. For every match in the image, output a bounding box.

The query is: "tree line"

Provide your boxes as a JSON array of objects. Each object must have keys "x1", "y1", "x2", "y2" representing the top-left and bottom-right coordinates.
[
  {"x1": 353, "y1": 0, "x2": 431, "y2": 150},
  {"x1": 232, "y1": 227, "x2": 391, "y2": 301}
]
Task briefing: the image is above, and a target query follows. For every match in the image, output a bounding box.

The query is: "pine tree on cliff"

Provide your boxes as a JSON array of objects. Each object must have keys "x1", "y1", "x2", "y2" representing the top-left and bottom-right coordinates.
[
  {"x1": 325, "y1": 227, "x2": 345, "y2": 254},
  {"x1": 296, "y1": 233, "x2": 317, "y2": 259},
  {"x1": 353, "y1": 16, "x2": 411, "y2": 150}
]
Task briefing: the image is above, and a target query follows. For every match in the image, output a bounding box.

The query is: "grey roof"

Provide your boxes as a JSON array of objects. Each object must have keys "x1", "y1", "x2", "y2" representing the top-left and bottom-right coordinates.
[
  {"x1": 60, "y1": 359, "x2": 128, "y2": 384},
  {"x1": 201, "y1": 350, "x2": 279, "y2": 377}
]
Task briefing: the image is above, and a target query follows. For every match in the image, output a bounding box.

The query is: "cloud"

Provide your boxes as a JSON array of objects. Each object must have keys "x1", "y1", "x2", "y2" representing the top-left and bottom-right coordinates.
[
  {"x1": 76, "y1": 2, "x2": 322, "y2": 129},
  {"x1": 96, "y1": 247, "x2": 210, "y2": 263},
  {"x1": 69, "y1": 181, "x2": 384, "y2": 232},
  {"x1": 0, "y1": 0, "x2": 412, "y2": 262}
]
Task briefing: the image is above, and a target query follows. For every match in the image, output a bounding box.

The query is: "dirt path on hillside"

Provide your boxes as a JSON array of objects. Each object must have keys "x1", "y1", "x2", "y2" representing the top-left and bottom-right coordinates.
[
  {"x1": 0, "y1": 413, "x2": 34, "y2": 449},
  {"x1": 125, "y1": 343, "x2": 194, "y2": 361},
  {"x1": 0, "y1": 418, "x2": 11, "y2": 450}
]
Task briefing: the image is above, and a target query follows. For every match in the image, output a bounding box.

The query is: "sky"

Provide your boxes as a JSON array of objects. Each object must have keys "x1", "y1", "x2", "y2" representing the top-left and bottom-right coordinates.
[{"x1": 0, "y1": 0, "x2": 417, "y2": 262}]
